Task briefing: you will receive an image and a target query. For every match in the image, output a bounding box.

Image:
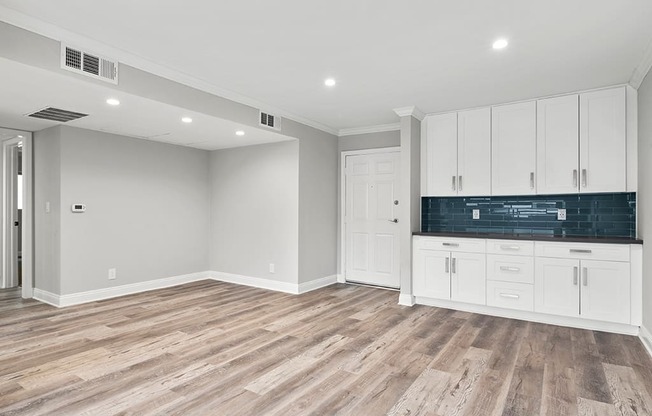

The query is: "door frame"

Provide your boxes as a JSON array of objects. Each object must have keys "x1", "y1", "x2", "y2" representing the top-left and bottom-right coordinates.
[
  {"x1": 339, "y1": 147, "x2": 401, "y2": 285},
  {"x1": 1, "y1": 129, "x2": 33, "y2": 298}
]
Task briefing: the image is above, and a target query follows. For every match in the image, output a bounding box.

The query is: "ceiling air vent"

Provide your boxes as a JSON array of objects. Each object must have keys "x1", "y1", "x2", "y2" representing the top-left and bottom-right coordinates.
[
  {"x1": 27, "y1": 107, "x2": 88, "y2": 122},
  {"x1": 61, "y1": 44, "x2": 118, "y2": 84},
  {"x1": 259, "y1": 111, "x2": 281, "y2": 131}
]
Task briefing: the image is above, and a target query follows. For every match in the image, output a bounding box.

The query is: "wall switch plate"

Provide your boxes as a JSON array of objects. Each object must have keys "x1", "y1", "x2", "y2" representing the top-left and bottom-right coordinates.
[
  {"x1": 472, "y1": 209, "x2": 480, "y2": 220},
  {"x1": 269, "y1": 263, "x2": 275, "y2": 273},
  {"x1": 45, "y1": 202, "x2": 50, "y2": 213},
  {"x1": 557, "y1": 209, "x2": 567, "y2": 220},
  {"x1": 108, "y1": 268, "x2": 116, "y2": 280}
]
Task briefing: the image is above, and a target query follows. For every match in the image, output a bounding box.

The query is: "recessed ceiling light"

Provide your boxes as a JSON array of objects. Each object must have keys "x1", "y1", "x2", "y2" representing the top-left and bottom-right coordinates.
[
  {"x1": 235, "y1": 130, "x2": 245, "y2": 136},
  {"x1": 181, "y1": 117, "x2": 193, "y2": 123},
  {"x1": 493, "y1": 38, "x2": 509, "y2": 50},
  {"x1": 324, "y1": 78, "x2": 336, "y2": 87},
  {"x1": 17, "y1": 135, "x2": 24, "y2": 139},
  {"x1": 106, "y1": 98, "x2": 120, "y2": 106}
]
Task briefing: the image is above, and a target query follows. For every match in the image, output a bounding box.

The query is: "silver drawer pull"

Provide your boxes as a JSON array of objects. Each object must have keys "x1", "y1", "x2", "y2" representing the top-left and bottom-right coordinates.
[
  {"x1": 500, "y1": 245, "x2": 521, "y2": 251},
  {"x1": 442, "y1": 242, "x2": 459, "y2": 247},
  {"x1": 499, "y1": 293, "x2": 520, "y2": 299},
  {"x1": 500, "y1": 266, "x2": 521, "y2": 272},
  {"x1": 570, "y1": 249, "x2": 592, "y2": 254}
]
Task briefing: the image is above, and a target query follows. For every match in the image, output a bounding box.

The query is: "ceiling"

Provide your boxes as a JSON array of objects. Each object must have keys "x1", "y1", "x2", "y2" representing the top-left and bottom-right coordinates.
[
  {"x1": 1, "y1": 1, "x2": 652, "y2": 132},
  {"x1": 0, "y1": 58, "x2": 293, "y2": 150}
]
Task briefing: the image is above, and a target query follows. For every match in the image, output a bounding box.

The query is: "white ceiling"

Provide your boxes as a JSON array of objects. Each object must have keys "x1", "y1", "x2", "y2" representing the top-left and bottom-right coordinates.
[
  {"x1": 1, "y1": 1, "x2": 652, "y2": 132},
  {"x1": 0, "y1": 58, "x2": 293, "y2": 150}
]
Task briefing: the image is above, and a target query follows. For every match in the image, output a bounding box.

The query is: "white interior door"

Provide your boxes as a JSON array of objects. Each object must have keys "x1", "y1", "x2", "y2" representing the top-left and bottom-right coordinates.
[{"x1": 345, "y1": 151, "x2": 400, "y2": 288}]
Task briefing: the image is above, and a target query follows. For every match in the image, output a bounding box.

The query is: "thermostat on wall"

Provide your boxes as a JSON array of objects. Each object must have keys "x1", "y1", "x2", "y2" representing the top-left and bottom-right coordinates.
[{"x1": 71, "y1": 204, "x2": 86, "y2": 213}]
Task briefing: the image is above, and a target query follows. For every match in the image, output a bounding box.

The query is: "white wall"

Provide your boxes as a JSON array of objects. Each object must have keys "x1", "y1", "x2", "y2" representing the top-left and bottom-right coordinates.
[
  {"x1": 338, "y1": 130, "x2": 400, "y2": 152},
  {"x1": 35, "y1": 126, "x2": 210, "y2": 295},
  {"x1": 209, "y1": 141, "x2": 300, "y2": 284},
  {"x1": 638, "y1": 70, "x2": 652, "y2": 333},
  {"x1": 34, "y1": 126, "x2": 61, "y2": 294}
]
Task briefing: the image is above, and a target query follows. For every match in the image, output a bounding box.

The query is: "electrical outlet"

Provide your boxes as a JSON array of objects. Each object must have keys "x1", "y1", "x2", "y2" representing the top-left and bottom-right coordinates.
[
  {"x1": 472, "y1": 209, "x2": 480, "y2": 220},
  {"x1": 45, "y1": 202, "x2": 50, "y2": 213},
  {"x1": 108, "y1": 268, "x2": 117, "y2": 280},
  {"x1": 269, "y1": 263, "x2": 275, "y2": 274},
  {"x1": 557, "y1": 208, "x2": 567, "y2": 221}
]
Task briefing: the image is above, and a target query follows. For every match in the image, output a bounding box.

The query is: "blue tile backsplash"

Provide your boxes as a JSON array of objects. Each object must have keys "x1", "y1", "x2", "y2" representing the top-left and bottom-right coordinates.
[{"x1": 421, "y1": 193, "x2": 636, "y2": 238}]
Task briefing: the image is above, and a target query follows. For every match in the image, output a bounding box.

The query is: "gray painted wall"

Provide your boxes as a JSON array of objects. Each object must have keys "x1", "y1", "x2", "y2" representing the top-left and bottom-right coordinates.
[
  {"x1": 34, "y1": 126, "x2": 61, "y2": 294},
  {"x1": 338, "y1": 130, "x2": 400, "y2": 152},
  {"x1": 209, "y1": 141, "x2": 300, "y2": 284},
  {"x1": 34, "y1": 126, "x2": 210, "y2": 295},
  {"x1": 298, "y1": 132, "x2": 338, "y2": 283},
  {"x1": 638, "y1": 71, "x2": 652, "y2": 332}
]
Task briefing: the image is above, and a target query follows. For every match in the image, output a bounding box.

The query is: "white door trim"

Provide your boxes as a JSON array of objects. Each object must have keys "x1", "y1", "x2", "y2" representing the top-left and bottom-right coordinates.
[
  {"x1": 340, "y1": 147, "x2": 401, "y2": 285},
  {"x1": 1, "y1": 129, "x2": 33, "y2": 298}
]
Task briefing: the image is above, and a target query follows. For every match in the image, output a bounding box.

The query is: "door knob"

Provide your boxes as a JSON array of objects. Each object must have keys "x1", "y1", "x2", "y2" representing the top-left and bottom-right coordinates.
[
  {"x1": 388, "y1": 219, "x2": 398, "y2": 223},
  {"x1": 13, "y1": 221, "x2": 19, "y2": 227}
]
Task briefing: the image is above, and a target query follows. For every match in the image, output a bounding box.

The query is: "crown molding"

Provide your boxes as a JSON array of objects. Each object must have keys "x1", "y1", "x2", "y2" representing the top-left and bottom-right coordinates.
[
  {"x1": 630, "y1": 37, "x2": 652, "y2": 89},
  {"x1": 393, "y1": 106, "x2": 425, "y2": 121},
  {"x1": 338, "y1": 123, "x2": 400, "y2": 137},
  {"x1": 0, "y1": 5, "x2": 339, "y2": 136}
]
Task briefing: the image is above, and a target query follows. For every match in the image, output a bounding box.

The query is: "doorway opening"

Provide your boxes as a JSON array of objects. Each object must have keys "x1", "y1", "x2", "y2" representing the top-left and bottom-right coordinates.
[{"x1": 0, "y1": 128, "x2": 33, "y2": 299}]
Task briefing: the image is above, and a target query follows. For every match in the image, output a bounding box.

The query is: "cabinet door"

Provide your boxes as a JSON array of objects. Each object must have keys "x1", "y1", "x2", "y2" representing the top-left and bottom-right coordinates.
[
  {"x1": 492, "y1": 101, "x2": 537, "y2": 195},
  {"x1": 457, "y1": 107, "x2": 491, "y2": 196},
  {"x1": 423, "y1": 113, "x2": 458, "y2": 196},
  {"x1": 580, "y1": 260, "x2": 630, "y2": 324},
  {"x1": 451, "y1": 252, "x2": 486, "y2": 305},
  {"x1": 537, "y1": 94, "x2": 579, "y2": 194},
  {"x1": 579, "y1": 87, "x2": 626, "y2": 193},
  {"x1": 413, "y1": 249, "x2": 450, "y2": 300},
  {"x1": 534, "y1": 258, "x2": 580, "y2": 318}
]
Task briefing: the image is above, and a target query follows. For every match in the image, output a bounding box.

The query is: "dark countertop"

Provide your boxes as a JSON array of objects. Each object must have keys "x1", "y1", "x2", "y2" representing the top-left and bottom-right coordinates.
[{"x1": 413, "y1": 231, "x2": 643, "y2": 245}]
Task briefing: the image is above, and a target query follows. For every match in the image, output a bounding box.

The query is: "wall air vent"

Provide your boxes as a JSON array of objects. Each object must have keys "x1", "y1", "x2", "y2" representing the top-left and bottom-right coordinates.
[
  {"x1": 259, "y1": 111, "x2": 281, "y2": 131},
  {"x1": 61, "y1": 44, "x2": 118, "y2": 84},
  {"x1": 27, "y1": 107, "x2": 88, "y2": 122}
]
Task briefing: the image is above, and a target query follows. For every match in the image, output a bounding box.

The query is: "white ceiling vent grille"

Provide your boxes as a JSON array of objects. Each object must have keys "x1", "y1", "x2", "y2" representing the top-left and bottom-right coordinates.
[
  {"x1": 61, "y1": 44, "x2": 118, "y2": 84},
  {"x1": 27, "y1": 107, "x2": 88, "y2": 122},
  {"x1": 259, "y1": 111, "x2": 281, "y2": 131}
]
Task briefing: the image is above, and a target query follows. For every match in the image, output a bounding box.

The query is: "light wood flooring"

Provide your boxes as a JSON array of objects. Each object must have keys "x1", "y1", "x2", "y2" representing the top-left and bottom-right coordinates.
[{"x1": 1, "y1": 281, "x2": 652, "y2": 415}]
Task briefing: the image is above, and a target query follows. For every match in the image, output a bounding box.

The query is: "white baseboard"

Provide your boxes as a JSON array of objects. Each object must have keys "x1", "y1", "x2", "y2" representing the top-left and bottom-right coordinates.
[
  {"x1": 337, "y1": 274, "x2": 345, "y2": 283},
  {"x1": 298, "y1": 275, "x2": 338, "y2": 294},
  {"x1": 398, "y1": 293, "x2": 415, "y2": 307},
  {"x1": 640, "y1": 325, "x2": 652, "y2": 358},
  {"x1": 210, "y1": 271, "x2": 300, "y2": 294},
  {"x1": 33, "y1": 271, "x2": 211, "y2": 307}
]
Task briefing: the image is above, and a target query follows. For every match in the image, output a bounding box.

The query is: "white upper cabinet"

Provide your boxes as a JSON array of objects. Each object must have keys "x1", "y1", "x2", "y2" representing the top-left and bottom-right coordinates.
[
  {"x1": 422, "y1": 109, "x2": 490, "y2": 197},
  {"x1": 579, "y1": 87, "x2": 626, "y2": 193},
  {"x1": 537, "y1": 94, "x2": 580, "y2": 194},
  {"x1": 423, "y1": 112, "x2": 458, "y2": 196},
  {"x1": 491, "y1": 101, "x2": 537, "y2": 195},
  {"x1": 457, "y1": 108, "x2": 491, "y2": 196}
]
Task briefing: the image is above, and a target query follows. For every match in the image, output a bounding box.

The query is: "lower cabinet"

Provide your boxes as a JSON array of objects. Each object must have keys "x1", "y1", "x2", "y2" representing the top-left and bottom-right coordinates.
[
  {"x1": 535, "y1": 257, "x2": 631, "y2": 324},
  {"x1": 413, "y1": 248, "x2": 485, "y2": 305}
]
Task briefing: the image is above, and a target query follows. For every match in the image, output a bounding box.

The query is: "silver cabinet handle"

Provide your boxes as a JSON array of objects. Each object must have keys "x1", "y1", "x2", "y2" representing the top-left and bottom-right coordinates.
[
  {"x1": 570, "y1": 249, "x2": 592, "y2": 254},
  {"x1": 458, "y1": 176, "x2": 463, "y2": 191},
  {"x1": 388, "y1": 218, "x2": 398, "y2": 223},
  {"x1": 500, "y1": 245, "x2": 521, "y2": 251},
  {"x1": 499, "y1": 293, "x2": 520, "y2": 299},
  {"x1": 451, "y1": 257, "x2": 457, "y2": 274},
  {"x1": 583, "y1": 267, "x2": 588, "y2": 286},
  {"x1": 445, "y1": 257, "x2": 450, "y2": 273},
  {"x1": 573, "y1": 266, "x2": 578, "y2": 285},
  {"x1": 573, "y1": 169, "x2": 578, "y2": 187},
  {"x1": 530, "y1": 172, "x2": 535, "y2": 189},
  {"x1": 500, "y1": 266, "x2": 521, "y2": 272},
  {"x1": 452, "y1": 175, "x2": 456, "y2": 191},
  {"x1": 442, "y1": 242, "x2": 460, "y2": 247},
  {"x1": 581, "y1": 169, "x2": 587, "y2": 187}
]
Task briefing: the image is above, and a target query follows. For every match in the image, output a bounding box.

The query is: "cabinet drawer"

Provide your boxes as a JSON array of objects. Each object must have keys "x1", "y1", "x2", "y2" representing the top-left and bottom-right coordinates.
[
  {"x1": 534, "y1": 242, "x2": 630, "y2": 262},
  {"x1": 414, "y1": 236, "x2": 485, "y2": 253},
  {"x1": 487, "y1": 281, "x2": 534, "y2": 312},
  {"x1": 486, "y1": 239, "x2": 534, "y2": 256},
  {"x1": 487, "y1": 254, "x2": 534, "y2": 284}
]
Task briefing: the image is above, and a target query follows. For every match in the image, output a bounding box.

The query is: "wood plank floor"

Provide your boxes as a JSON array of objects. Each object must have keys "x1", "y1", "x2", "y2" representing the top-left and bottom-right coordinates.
[{"x1": 1, "y1": 281, "x2": 651, "y2": 415}]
